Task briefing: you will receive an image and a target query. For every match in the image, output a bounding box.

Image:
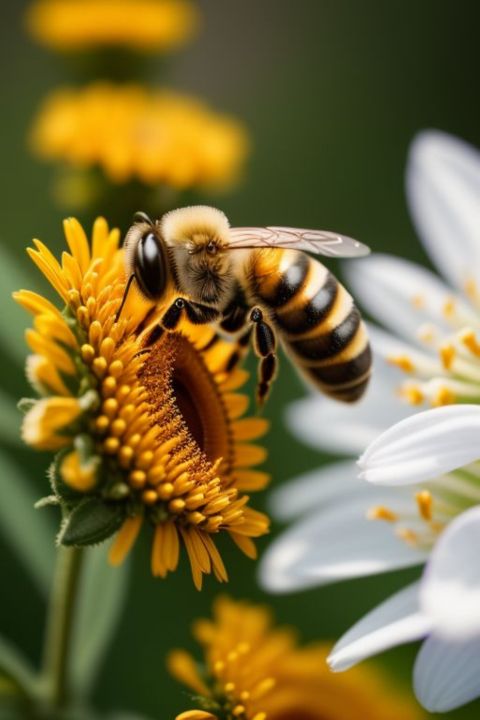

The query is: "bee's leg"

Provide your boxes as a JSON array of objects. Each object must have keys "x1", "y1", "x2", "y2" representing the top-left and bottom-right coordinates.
[
  {"x1": 250, "y1": 307, "x2": 278, "y2": 405},
  {"x1": 161, "y1": 298, "x2": 220, "y2": 330}
]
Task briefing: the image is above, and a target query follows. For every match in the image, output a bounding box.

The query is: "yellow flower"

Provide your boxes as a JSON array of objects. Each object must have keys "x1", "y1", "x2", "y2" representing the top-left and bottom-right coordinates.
[
  {"x1": 15, "y1": 218, "x2": 269, "y2": 589},
  {"x1": 30, "y1": 83, "x2": 249, "y2": 191},
  {"x1": 169, "y1": 597, "x2": 424, "y2": 720},
  {"x1": 25, "y1": 0, "x2": 198, "y2": 53}
]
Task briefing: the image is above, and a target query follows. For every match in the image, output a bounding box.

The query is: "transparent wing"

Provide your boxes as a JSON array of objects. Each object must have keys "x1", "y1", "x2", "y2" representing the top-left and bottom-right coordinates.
[{"x1": 228, "y1": 226, "x2": 370, "y2": 257}]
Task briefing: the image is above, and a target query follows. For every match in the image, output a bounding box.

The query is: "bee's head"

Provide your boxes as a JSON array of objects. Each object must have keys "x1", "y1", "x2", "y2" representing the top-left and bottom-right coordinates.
[
  {"x1": 160, "y1": 205, "x2": 230, "y2": 255},
  {"x1": 124, "y1": 215, "x2": 170, "y2": 301}
]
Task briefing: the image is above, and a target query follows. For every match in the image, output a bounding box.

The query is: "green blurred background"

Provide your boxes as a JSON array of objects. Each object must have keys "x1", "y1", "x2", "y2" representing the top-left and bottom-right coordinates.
[{"x1": 1, "y1": 0, "x2": 480, "y2": 717}]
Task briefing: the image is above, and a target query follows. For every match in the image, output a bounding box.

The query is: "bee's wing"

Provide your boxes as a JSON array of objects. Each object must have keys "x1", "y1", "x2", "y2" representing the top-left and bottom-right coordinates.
[{"x1": 228, "y1": 226, "x2": 370, "y2": 258}]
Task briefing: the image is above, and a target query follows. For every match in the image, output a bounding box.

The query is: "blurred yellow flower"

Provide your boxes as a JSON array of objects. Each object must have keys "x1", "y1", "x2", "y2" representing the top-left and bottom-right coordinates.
[
  {"x1": 30, "y1": 83, "x2": 249, "y2": 190},
  {"x1": 15, "y1": 218, "x2": 269, "y2": 589},
  {"x1": 169, "y1": 597, "x2": 423, "y2": 720},
  {"x1": 26, "y1": 0, "x2": 198, "y2": 53}
]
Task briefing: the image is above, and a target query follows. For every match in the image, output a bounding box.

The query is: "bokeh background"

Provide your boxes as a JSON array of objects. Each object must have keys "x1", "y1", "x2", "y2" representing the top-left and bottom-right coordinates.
[{"x1": 2, "y1": 0, "x2": 480, "y2": 717}]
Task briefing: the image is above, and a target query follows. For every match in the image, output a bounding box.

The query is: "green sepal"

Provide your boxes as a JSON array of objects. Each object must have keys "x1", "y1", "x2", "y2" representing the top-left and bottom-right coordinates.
[
  {"x1": 59, "y1": 498, "x2": 126, "y2": 547},
  {"x1": 34, "y1": 495, "x2": 60, "y2": 510}
]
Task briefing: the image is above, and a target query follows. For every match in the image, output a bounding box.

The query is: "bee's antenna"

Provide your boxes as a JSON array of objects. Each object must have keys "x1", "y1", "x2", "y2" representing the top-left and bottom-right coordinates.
[
  {"x1": 115, "y1": 273, "x2": 136, "y2": 322},
  {"x1": 134, "y1": 211, "x2": 153, "y2": 225}
]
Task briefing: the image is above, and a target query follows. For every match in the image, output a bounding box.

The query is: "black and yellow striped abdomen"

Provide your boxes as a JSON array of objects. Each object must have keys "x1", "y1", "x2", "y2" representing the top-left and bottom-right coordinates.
[{"x1": 248, "y1": 249, "x2": 371, "y2": 402}]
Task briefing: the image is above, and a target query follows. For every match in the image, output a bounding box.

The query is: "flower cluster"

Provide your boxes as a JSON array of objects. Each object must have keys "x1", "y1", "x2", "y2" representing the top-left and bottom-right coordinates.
[
  {"x1": 261, "y1": 130, "x2": 480, "y2": 712},
  {"x1": 26, "y1": 0, "x2": 198, "y2": 52},
  {"x1": 169, "y1": 596, "x2": 421, "y2": 720},
  {"x1": 31, "y1": 84, "x2": 249, "y2": 190},
  {"x1": 17, "y1": 218, "x2": 269, "y2": 589}
]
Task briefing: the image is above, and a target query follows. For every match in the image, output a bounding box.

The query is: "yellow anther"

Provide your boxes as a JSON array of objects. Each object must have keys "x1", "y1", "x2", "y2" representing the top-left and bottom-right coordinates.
[
  {"x1": 396, "y1": 528, "x2": 418, "y2": 546},
  {"x1": 147, "y1": 466, "x2": 166, "y2": 485},
  {"x1": 240, "y1": 691, "x2": 251, "y2": 701},
  {"x1": 367, "y1": 505, "x2": 398, "y2": 522},
  {"x1": 168, "y1": 498, "x2": 186, "y2": 514},
  {"x1": 157, "y1": 482, "x2": 174, "y2": 500},
  {"x1": 417, "y1": 324, "x2": 436, "y2": 344},
  {"x1": 104, "y1": 437, "x2": 120, "y2": 454},
  {"x1": 102, "y1": 398, "x2": 118, "y2": 417},
  {"x1": 187, "y1": 511, "x2": 205, "y2": 525},
  {"x1": 95, "y1": 415, "x2": 110, "y2": 433},
  {"x1": 232, "y1": 705, "x2": 245, "y2": 717},
  {"x1": 80, "y1": 343, "x2": 95, "y2": 363},
  {"x1": 102, "y1": 376, "x2": 117, "y2": 395},
  {"x1": 224, "y1": 682, "x2": 235, "y2": 693},
  {"x1": 227, "y1": 651, "x2": 238, "y2": 662},
  {"x1": 92, "y1": 356, "x2": 108, "y2": 377},
  {"x1": 138, "y1": 450, "x2": 154, "y2": 469},
  {"x1": 214, "y1": 660, "x2": 225, "y2": 673},
  {"x1": 415, "y1": 490, "x2": 433, "y2": 521},
  {"x1": 411, "y1": 294, "x2": 425, "y2": 309},
  {"x1": 432, "y1": 385, "x2": 455, "y2": 406},
  {"x1": 130, "y1": 470, "x2": 147, "y2": 489},
  {"x1": 439, "y1": 344, "x2": 455, "y2": 370},
  {"x1": 119, "y1": 445, "x2": 134, "y2": 467},
  {"x1": 443, "y1": 297, "x2": 456, "y2": 318},
  {"x1": 460, "y1": 329, "x2": 480, "y2": 356},
  {"x1": 110, "y1": 418, "x2": 127, "y2": 436},
  {"x1": 387, "y1": 354, "x2": 415, "y2": 373},
  {"x1": 465, "y1": 276, "x2": 479, "y2": 301},
  {"x1": 109, "y1": 360, "x2": 124, "y2": 377},
  {"x1": 400, "y1": 384, "x2": 424, "y2": 405},
  {"x1": 142, "y1": 489, "x2": 158, "y2": 505}
]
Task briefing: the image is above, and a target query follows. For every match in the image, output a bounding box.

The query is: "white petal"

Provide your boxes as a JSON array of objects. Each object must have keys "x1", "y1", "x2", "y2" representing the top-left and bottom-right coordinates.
[
  {"x1": 258, "y1": 496, "x2": 426, "y2": 592},
  {"x1": 421, "y1": 507, "x2": 480, "y2": 638},
  {"x1": 407, "y1": 130, "x2": 480, "y2": 293},
  {"x1": 328, "y1": 582, "x2": 431, "y2": 671},
  {"x1": 343, "y1": 254, "x2": 474, "y2": 341},
  {"x1": 359, "y1": 404, "x2": 480, "y2": 486},
  {"x1": 414, "y1": 633, "x2": 480, "y2": 712},
  {"x1": 285, "y1": 353, "x2": 409, "y2": 456},
  {"x1": 269, "y1": 461, "x2": 377, "y2": 521}
]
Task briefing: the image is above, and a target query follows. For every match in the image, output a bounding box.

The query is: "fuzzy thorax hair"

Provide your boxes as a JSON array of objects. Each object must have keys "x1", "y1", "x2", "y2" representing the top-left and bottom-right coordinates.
[{"x1": 160, "y1": 205, "x2": 230, "y2": 246}]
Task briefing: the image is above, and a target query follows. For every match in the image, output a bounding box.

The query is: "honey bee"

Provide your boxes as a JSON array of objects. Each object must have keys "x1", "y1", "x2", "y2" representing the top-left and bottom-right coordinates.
[{"x1": 119, "y1": 205, "x2": 372, "y2": 404}]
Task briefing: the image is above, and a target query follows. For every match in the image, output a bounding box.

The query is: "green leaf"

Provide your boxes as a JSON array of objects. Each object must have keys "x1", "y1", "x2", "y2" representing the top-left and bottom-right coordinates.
[
  {"x1": 0, "y1": 450, "x2": 54, "y2": 595},
  {"x1": 60, "y1": 499, "x2": 126, "y2": 546},
  {"x1": 0, "y1": 245, "x2": 39, "y2": 366},
  {"x1": 0, "y1": 390, "x2": 21, "y2": 447},
  {"x1": 72, "y1": 545, "x2": 130, "y2": 699},
  {"x1": 0, "y1": 634, "x2": 36, "y2": 699}
]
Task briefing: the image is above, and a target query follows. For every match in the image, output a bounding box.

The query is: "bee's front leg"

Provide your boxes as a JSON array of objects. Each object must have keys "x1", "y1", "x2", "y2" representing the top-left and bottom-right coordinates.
[
  {"x1": 161, "y1": 297, "x2": 220, "y2": 330},
  {"x1": 250, "y1": 307, "x2": 278, "y2": 405}
]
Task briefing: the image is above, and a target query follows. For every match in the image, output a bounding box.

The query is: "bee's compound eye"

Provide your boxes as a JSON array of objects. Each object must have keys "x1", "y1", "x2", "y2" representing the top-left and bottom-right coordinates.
[
  {"x1": 206, "y1": 241, "x2": 217, "y2": 255},
  {"x1": 134, "y1": 232, "x2": 168, "y2": 300}
]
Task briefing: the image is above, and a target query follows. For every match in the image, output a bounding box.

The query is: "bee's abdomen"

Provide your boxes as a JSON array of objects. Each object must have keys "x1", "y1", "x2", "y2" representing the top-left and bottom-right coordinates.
[{"x1": 251, "y1": 250, "x2": 371, "y2": 403}]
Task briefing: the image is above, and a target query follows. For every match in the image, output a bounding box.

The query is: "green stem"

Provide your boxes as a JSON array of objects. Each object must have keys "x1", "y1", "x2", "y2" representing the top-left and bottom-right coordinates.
[{"x1": 42, "y1": 546, "x2": 84, "y2": 712}]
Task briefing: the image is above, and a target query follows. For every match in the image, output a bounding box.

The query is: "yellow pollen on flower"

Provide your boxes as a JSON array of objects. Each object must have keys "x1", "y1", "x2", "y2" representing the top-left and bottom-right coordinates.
[
  {"x1": 396, "y1": 528, "x2": 419, "y2": 546},
  {"x1": 415, "y1": 490, "x2": 433, "y2": 522},
  {"x1": 442, "y1": 297, "x2": 456, "y2": 319},
  {"x1": 439, "y1": 343, "x2": 455, "y2": 370},
  {"x1": 30, "y1": 83, "x2": 249, "y2": 191},
  {"x1": 387, "y1": 354, "x2": 415, "y2": 373},
  {"x1": 399, "y1": 384, "x2": 424, "y2": 405},
  {"x1": 432, "y1": 385, "x2": 456, "y2": 406},
  {"x1": 464, "y1": 276, "x2": 480, "y2": 303},
  {"x1": 460, "y1": 328, "x2": 480, "y2": 357},
  {"x1": 26, "y1": 0, "x2": 199, "y2": 53},
  {"x1": 411, "y1": 294, "x2": 425, "y2": 309},
  {"x1": 367, "y1": 505, "x2": 398, "y2": 522},
  {"x1": 170, "y1": 597, "x2": 423, "y2": 720}
]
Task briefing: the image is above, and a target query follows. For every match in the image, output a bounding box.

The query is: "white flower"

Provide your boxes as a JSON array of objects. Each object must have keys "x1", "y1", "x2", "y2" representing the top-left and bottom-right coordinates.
[{"x1": 260, "y1": 130, "x2": 480, "y2": 712}]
